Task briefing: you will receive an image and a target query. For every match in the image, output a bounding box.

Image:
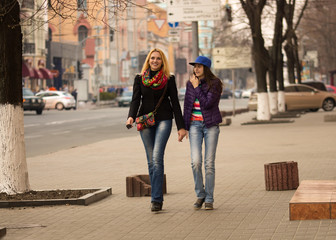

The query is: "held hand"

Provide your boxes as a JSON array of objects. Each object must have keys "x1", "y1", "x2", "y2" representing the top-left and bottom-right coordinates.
[
  {"x1": 190, "y1": 74, "x2": 199, "y2": 88},
  {"x1": 126, "y1": 117, "x2": 134, "y2": 129},
  {"x1": 178, "y1": 129, "x2": 187, "y2": 142}
]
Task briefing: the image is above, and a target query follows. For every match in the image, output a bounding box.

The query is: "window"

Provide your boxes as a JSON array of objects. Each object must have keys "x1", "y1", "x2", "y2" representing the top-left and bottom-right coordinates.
[
  {"x1": 77, "y1": 0, "x2": 87, "y2": 9},
  {"x1": 48, "y1": 28, "x2": 52, "y2": 41},
  {"x1": 78, "y1": 26, "x2": 88, "y2": 45},
  {"x1": 204, "y1": 37, "x2": 209, "y2": 49},
  {"x1": 297, "y1": 86, "x2": 313, "y2": 92},
  {"x1": 22, "y1": 0, "x2": 34, "y2": 9},
  {"x1": 285, "y1": 86, "x2": 297, "y2": 93}
]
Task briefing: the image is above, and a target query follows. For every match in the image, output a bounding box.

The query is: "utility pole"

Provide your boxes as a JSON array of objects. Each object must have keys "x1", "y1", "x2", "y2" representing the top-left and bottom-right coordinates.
[
  {"x1": 94, "y1": 26, "x2": 102, "y2": 105},
  {"x1": 192, "y1": 21, "x2": 199, "y2": 61}
]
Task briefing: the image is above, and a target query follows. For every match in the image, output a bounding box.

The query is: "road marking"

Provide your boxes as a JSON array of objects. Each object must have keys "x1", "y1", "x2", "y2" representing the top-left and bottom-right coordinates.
[
  {"x1": 24, "y1": 124, "x2": 40, "y2": 127},
  {"x1": 79, "y1": 127, "x2": 96, "y2": 131},
  {"x1": 52, "y1": 131, "x2": 70, "y2": 135},
  {"x1": 44, "y1": 116, "x2": 105, "y2": 126},
  {"x1": 25, "y1": 135, "x2": 43, "y2": 139}
]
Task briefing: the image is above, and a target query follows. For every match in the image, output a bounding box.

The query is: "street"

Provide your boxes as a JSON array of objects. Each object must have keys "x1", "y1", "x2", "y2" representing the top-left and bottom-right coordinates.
[{"x1": 24, "y1": 98, "x2": 249, "y2": 158}]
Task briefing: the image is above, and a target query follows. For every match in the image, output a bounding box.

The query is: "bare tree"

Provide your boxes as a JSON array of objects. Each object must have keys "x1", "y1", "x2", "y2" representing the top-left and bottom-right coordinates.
[
  {"x1": 0, "y1": 0, "x2": 135, "y2": 194},
  {"x1": 0, "y1": 0, "x2": 30, "y2": 194},
  {"x1": 268, "y1": 0, "x2": 285, "y2": 114},
  {"x1": 239, "y1": 0, "x2": 308, "y2": 116},
  {"x1": 299, "y1": 0, "x2": 336, "y2": 84},
  {"x1": 283, "y1": 0, "x2": 308, "y2": 84},
  {"x1": 240, "y1": 0, "x2": 271, "y2": 120}
]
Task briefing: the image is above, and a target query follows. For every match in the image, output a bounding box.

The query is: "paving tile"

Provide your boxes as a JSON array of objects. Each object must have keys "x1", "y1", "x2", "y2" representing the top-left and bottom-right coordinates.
[{"x1": 2, "y1": 111, "x2": 336, "y2": 239}]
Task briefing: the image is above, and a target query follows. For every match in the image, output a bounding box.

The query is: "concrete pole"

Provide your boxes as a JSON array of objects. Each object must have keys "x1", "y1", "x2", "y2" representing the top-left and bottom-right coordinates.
[
  {"x1": 191, "y1": 21, "x2": 199, "y2": 61},
  {"x1": 116, "y1": 16, "x2": 120, "y2": 85},
  {"x1": 94, "y1": 26, "x2": 101, "y2": 105},
  {"x1": 232, "y1": 69, "x2": 236, "y2": 116}
]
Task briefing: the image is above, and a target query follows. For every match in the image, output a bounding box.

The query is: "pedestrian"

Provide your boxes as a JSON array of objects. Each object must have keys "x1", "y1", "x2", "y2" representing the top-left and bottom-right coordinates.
[
  {"x1": 126, "y1": 48, "x2": 186, "y2": 212},
  {"x1": 71, "y1": 89, "x2": 78, "y2": 110},
  {"x1": 183, "y1": 56, "x2": 223, "y2": 210},
  {"x1": 63, "y1": 84, "x2": 69, "y2": 92}
]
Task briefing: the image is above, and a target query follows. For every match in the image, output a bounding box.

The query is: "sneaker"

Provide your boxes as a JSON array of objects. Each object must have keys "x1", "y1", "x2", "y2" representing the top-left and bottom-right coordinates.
[
  {"x1": 193, "y1": 198, "x2": 205, "y2": 209},
  {"x1": 205, "y1": 203, "x2": 213, "y2": 210},
  {"x1": 151, "y1": 202, "x2": 163, "y2": 212}
]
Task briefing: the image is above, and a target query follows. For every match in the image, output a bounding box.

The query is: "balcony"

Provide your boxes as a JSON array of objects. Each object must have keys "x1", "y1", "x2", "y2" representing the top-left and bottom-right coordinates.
[
  {"x1": 23, "y1": 42, "x2": 35, "y2": 55},
  {"x1": 21, "y1": 0, "x2": 34, "y2": 9}
]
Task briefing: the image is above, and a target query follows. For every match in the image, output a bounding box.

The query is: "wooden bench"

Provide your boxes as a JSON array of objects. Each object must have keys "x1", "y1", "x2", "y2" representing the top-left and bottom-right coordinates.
[{"x1": 290, "y1": 180, "x2": 336, "y2": 220}]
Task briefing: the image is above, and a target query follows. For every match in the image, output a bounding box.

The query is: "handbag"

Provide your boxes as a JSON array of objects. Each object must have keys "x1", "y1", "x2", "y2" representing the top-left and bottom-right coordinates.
[{"x1": 135, "y1": 84, "x2": 168, "y2": 131}]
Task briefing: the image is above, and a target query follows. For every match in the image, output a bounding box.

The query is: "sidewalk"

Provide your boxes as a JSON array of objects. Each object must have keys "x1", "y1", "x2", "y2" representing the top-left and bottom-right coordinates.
[{"x1": 1, "y1": 110, "x2": 336, "y2": 240}]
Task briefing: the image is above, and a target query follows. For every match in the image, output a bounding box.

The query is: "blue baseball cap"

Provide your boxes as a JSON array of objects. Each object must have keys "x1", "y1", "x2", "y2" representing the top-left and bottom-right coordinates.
[{"x1": 189, "y1": 56, "x2": 211, "y2": 68}]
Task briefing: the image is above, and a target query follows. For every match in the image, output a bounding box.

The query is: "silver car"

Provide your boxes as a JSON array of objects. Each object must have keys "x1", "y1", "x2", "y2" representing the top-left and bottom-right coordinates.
[
  {"x1": 36, "y1": 91, "x2": 76, "y2": 110},
  {"x1": 116, "y1": 91, "x2": 132, "y2": 107},
  {"x1": 248, "y1": 84, "x2": 336, "y2": 112}
]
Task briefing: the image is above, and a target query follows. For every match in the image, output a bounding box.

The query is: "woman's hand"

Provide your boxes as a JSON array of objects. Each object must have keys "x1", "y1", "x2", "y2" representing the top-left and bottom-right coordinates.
[
  {"x1": 178, "y1": 128, "x2": 187, "y2": 142},
  {"x1": 190, "y1": 73, "x2": 200, "y2": 88},
  {"x1": 126, "y1": 117, "x2": 134, "y2": 129}
]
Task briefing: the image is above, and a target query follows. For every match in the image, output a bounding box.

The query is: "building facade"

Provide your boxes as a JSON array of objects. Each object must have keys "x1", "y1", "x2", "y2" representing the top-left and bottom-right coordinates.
[{"x1": 21, "y1": 0, "x2": 53, "y2": 92}]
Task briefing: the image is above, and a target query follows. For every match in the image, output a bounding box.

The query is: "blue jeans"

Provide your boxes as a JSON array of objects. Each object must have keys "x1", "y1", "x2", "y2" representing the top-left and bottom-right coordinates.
[
  {"x1": 140, "y1": 119, "x2": 172, "y2": 203},
  {"x1": 189, "y1": 121, "x2": 220, "y2": 203}
]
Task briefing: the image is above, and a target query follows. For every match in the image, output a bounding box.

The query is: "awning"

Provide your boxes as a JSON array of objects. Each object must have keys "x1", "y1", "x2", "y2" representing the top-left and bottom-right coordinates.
[
  {"x1": 32, "y1": 68, "x2": 43, "y2": 79},
  {"x1": 22, "y1": 61, "x2": 34, "y2": 78},
  {"x1": 39, "y1": 67, "x2": 54, "y2": 79}
]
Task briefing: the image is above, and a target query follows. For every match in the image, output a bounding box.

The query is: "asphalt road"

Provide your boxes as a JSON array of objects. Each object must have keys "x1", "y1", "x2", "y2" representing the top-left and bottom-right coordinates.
[{"x1": 24, "y1": 98, "x2": 248, "y2": 158}]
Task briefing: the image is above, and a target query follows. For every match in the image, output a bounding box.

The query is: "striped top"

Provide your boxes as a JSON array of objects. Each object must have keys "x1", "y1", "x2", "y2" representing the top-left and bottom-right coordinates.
[{"x1": 190, "y1": 98, "x2": 203, "y2": 121}]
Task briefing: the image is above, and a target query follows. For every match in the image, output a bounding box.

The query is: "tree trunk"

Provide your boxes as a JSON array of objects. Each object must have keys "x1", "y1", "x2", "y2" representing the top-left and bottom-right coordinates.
[
  {"x1": 268, "y1": 47, "x2": 278, "y2": 115},
  {"x1": 293, "y1": 35, "x2": 302, "y2": 83},
  {"x1": 285, "y1": 42, "x2": 296, "y2": 83},
  {"x1": 240, "y1": 0, "x2": 270, "y2": 120},
  {"x1": 269, "y1": 0, "x2": 285, "y2": 115},
  {"x1": 277, "y1": 50, "x2": 286, "y2": 112},
  {"x1": 278, "y1": 90, "x2": 286, "y2": 112},
  {"x1": 0, "y1": 0, "x2": 30, "y2": 194}
]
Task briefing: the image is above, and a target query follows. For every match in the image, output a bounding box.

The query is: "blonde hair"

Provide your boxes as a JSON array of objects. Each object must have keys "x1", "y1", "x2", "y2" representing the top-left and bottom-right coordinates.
[{"x1": 141, "y1": 48, "x2": 171, "y2": 78}]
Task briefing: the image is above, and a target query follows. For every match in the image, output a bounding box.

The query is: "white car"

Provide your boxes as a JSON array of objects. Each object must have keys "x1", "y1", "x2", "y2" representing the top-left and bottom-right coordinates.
[
  {"x1": 178, "y1": 88, "x2": 186, "y2": 101},
  {"x1": 36, "y1": 91, "x2": 76, "y2": 110},
  {"x1": 241, "y1": 88, "x2": 256, "y2": 98}
]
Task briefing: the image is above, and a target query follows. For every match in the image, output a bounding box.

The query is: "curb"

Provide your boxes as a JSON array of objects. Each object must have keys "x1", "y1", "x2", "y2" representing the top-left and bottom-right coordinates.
[
  {"x1": 241, "y1": 119, "x2": 295, "y2": 125},
  {"x1": 0, "y1": 187, "x2": 112, "y2": 208}
]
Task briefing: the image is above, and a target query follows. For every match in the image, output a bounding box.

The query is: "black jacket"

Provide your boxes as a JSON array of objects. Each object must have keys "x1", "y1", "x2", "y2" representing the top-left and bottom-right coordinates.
[{"x1": 128, "y1": 74, "x2": 185, "y2": 130}]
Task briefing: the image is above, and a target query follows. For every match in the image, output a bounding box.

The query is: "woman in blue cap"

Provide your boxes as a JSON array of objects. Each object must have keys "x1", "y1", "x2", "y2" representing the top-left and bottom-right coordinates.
[{"x1": 183, "y1": 56, "x2": 223, "y2": 210}]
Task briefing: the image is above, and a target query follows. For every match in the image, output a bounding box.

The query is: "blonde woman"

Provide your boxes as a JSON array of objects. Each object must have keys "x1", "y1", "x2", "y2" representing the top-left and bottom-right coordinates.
[{"x1": 126, "y1": 49, "x2": 186, "y2": 212}]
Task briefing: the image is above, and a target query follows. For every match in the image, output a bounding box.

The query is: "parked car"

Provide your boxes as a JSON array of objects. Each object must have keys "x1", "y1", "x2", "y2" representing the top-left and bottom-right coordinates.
[
  {"x1": 36, "y1": 91, "x2": 76, "y2": 110},
  {"x1": 301, "y1": 80, "x2": 327, "y2": 91},
  {"x1": 116, "y1": 91, "x2": 132, "y2": 107},
  {"x1": 178, "y1": 88, "x2": 186, "y2": 101},
  {"x1": 221, "y1": 89, "x2": 233, "y2": 99},
  {"x1": 248, "y1": 84, "x2": 336, "y2": 112},
  {"x1": 234, "y1": 89, "x2": 243, "y2": 98},
  {"x1": 326, "y1": 85, "x2": 336, "y2": 93},
  {"x1": 242, "y1": 88, "x2": 256, "y2": 98},
  {"x1": 22, "y1": 87, "x2": 45, "y2": 115}
]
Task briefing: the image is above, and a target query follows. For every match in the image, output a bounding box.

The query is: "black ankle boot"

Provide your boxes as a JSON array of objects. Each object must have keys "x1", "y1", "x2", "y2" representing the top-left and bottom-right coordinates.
[{"x1": 151, "y1": 202, "x2": 163, "y2": 212}]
